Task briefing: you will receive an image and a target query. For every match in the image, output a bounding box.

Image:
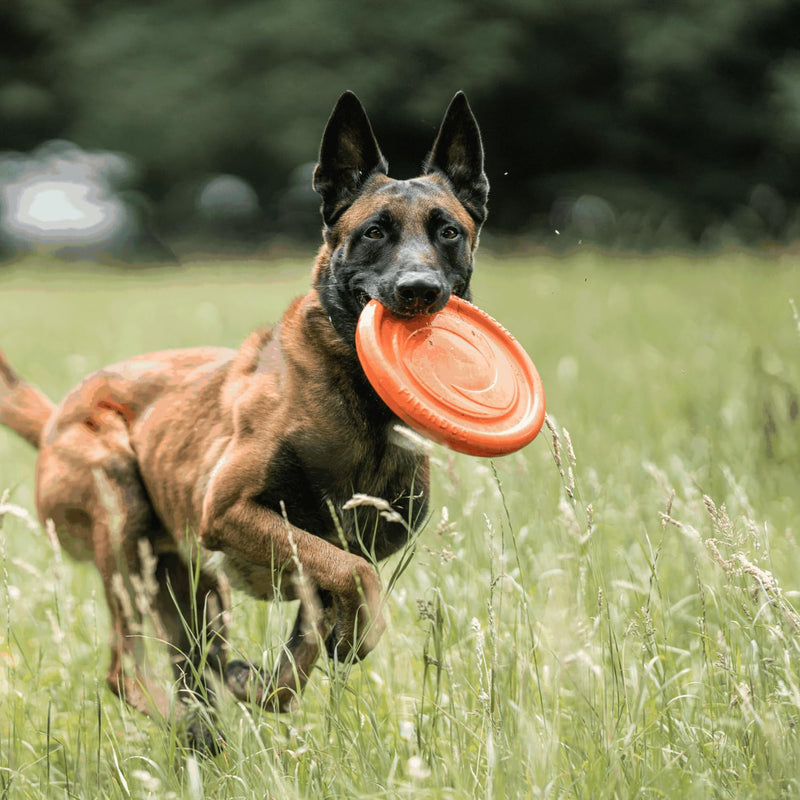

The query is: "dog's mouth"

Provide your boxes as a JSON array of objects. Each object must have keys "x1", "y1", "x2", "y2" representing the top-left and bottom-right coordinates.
[
  {"x1": 354, "y1": 285, "x2": 459, "y2": 318},
  {"x1": 355, "y1": 289, "x2": 371, "y2": 311},
  {"x1": 388, "y1": 304, "x2": 444, "y2": 320},
  {"x1": 361, "y1": 292, "x2": 452, "y2": 319}
]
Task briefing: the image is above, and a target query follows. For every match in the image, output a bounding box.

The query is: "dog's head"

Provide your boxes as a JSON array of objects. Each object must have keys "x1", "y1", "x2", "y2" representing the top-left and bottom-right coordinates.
[{"x1": 311, "y1": 91, "x2": 489, "y2": 343}]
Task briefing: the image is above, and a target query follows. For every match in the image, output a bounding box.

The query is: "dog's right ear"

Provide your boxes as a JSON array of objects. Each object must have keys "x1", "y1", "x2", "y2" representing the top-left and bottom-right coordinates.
[
  {"x1": 423, "y1": 92, "x2": 489, "y2": 226},
  {"x1": 313, "y1": 91, "x2": 388, "y2": 227}
]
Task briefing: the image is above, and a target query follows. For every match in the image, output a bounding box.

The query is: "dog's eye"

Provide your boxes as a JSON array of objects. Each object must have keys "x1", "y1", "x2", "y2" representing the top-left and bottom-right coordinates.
[
  {"x1": 440, "y1": 226, "x2": 460, "y2": 240},
  {"x1": 364, "y1": 226, "x2": 384, "y2": 240}
]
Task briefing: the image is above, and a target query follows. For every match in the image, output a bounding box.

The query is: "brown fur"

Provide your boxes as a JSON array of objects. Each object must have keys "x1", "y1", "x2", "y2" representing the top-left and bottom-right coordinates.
[{"x1": 0, "y1": 91, "x2": 489, "y2": 750}]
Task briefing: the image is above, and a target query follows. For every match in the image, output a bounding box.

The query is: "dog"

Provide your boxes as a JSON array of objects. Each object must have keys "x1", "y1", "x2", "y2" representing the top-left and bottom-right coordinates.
[{"x1": 0, "y1": 90, "x2": 489, "y2": 749}]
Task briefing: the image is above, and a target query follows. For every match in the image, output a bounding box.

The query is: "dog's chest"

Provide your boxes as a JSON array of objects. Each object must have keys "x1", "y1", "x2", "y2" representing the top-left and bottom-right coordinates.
[{"x1": 255, "y1": 423, "x2": 427, "y2": 560}]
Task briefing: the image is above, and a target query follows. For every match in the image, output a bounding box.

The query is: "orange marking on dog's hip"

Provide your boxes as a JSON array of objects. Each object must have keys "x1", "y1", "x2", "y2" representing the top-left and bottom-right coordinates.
[{"x1": 96, "y1": 398, "x2": 135, "y2": 425}]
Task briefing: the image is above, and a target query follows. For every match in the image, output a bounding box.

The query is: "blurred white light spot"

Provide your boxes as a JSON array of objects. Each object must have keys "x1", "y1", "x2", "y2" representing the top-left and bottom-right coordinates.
[
  {"x1": 0, "y1": 140, "x2": 135, "y2": 255},
  {"x1": 407, "y1": 756, "x2": 431, "y2": 780},
  {"x1": 399, "y1": 720, "x2": 415, "y2": 741},
  {"x1": 15, "y1": 181, "x2": 111, "y2": 231}
]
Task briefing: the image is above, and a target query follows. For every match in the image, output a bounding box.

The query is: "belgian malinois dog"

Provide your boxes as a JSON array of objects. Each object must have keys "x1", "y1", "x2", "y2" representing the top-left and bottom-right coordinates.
[{"x1": 0, "y1": 91, "x2": 489, "y2": 749}]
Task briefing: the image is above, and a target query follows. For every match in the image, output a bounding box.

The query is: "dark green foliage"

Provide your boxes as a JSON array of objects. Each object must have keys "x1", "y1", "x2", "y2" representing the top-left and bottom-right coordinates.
[{"x1": 2, "y1": 0, "x2": 800, "y2": 246}]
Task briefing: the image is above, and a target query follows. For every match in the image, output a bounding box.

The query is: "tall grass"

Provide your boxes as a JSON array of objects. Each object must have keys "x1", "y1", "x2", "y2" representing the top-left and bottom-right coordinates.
[{"x1": 0, "y1": 252, "x2": 798, "y2": 798}]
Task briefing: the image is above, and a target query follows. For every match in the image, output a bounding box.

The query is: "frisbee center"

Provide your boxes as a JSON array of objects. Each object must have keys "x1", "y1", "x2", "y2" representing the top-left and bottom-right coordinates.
[{"x1": 404, "y1": 325, "x2": 517, "y2": 417}]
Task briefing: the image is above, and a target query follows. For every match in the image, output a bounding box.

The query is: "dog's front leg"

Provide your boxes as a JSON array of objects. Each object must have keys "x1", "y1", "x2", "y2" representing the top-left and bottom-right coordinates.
[
  {"x1": 201, "y1": 494, "x2": 385, "y2": 652},
  {"x1": 199, "y1": 463, "x2": 386, "y2": 707}
]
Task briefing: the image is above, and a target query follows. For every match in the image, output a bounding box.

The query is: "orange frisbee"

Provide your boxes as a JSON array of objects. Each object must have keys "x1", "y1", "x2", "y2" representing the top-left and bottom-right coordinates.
[{"x1": 355, "y1": 296, "x2": 546, "y2": 457}]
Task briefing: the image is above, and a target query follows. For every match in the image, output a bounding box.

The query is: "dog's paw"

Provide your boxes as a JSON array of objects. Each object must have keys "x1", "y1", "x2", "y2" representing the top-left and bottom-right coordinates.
[
  {"x1": 324, "y1": 602, "x2": 386, "y2": 663},
  {"x1": 180, "y1": 706, "x2": 226, "y2": 756},
  {"x1": 325, "y1": 628, "x2": 369, "y2": 662},
  {"x1": 224, "y1": 659, "x2": 270, "y2": 703},
  {"x1": 226, "y1": 658, "x2": 305, "y2": 713},
  {"x1": 324, "y1": 562, "x2": 387, "y2": 662},
  {"x1": 324, "y1": 628, "x2": 342, "y2": 661}
]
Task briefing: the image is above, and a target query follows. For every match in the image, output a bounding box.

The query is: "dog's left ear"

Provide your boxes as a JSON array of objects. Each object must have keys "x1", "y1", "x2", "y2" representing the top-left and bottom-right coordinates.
[
  {"x1": 423, "y1": 92, "x2": 489, "y2": 226},
  {"x1": 313, "y1": 91, "x2": 389, "y2": 226}
]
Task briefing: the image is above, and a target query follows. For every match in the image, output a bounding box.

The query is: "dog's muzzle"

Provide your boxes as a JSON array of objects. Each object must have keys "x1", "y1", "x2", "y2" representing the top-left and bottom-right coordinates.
[{"x1": 394, "y1": 272, "x2": 446, "y2": 315}]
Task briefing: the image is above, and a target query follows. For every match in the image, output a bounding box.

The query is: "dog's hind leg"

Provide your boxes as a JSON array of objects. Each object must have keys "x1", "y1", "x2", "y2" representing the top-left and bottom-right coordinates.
[
  {"x1": 94, "y1": 524, "x2": 172, "y2": 720},
  {"x1": 150, "y1": 552, "x2": 230, "y2": 750},
  {"x1": 35, "y1": 412, "x2": 180, "y2": 724},
  {"x1": 82, "y1": 466, "x2": 177, "y2": 721},
  {"x1": 151, "y1": 553, "x2": 229, "y2": 700}
]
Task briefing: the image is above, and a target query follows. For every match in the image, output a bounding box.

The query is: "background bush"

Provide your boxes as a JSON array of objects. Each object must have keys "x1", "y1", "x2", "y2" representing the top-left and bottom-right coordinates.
[{"x1": 3, "y1": 0, "x2": 800, "y2": 251}]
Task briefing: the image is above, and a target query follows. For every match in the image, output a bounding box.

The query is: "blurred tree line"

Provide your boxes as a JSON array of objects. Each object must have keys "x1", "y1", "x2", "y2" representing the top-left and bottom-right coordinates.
[{"x1": 2, "y1": 0, "x2": 800, "y2": 253}]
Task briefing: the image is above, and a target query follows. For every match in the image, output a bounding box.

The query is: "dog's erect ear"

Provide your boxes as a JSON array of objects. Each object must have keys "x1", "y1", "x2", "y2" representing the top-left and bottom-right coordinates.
[
  {"x1": 313, "y1": 91, "x2": 388, "y2": 226},
  {"x1": 423, "y1": 92, "x2": 489, "y2": 226}
]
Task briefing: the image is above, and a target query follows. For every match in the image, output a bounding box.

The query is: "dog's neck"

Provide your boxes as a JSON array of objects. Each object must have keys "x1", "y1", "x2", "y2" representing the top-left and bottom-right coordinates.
[
  {"x1": 309, "y1": 245, "x2": 361, "y2": 345},
  {"x1": 282, "y1": 289, "x2": 394, "y2": 423}
]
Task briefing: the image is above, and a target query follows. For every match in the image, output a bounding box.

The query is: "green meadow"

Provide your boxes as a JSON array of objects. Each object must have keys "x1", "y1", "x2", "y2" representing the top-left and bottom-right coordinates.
[{"x1": 0, "y1": 251, "x2": 798, "y2": 798}]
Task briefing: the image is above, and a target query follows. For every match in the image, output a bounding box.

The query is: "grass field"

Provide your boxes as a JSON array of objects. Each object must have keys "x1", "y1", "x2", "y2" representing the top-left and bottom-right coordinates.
[{"x1": 0, "y1": 251, "x2": 798, "y2": 798}]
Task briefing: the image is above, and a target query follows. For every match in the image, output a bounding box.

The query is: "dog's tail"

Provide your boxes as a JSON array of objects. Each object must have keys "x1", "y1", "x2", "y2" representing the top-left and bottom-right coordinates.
[{"x1": 0, "y1": 350, "x2": 55, "y2": 449}]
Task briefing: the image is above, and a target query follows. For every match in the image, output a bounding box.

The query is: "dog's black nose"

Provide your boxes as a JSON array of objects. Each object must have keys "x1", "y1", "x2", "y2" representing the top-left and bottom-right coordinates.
[{"x1": 395, "y1": 272, "x2": 444, "y2": 314}]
